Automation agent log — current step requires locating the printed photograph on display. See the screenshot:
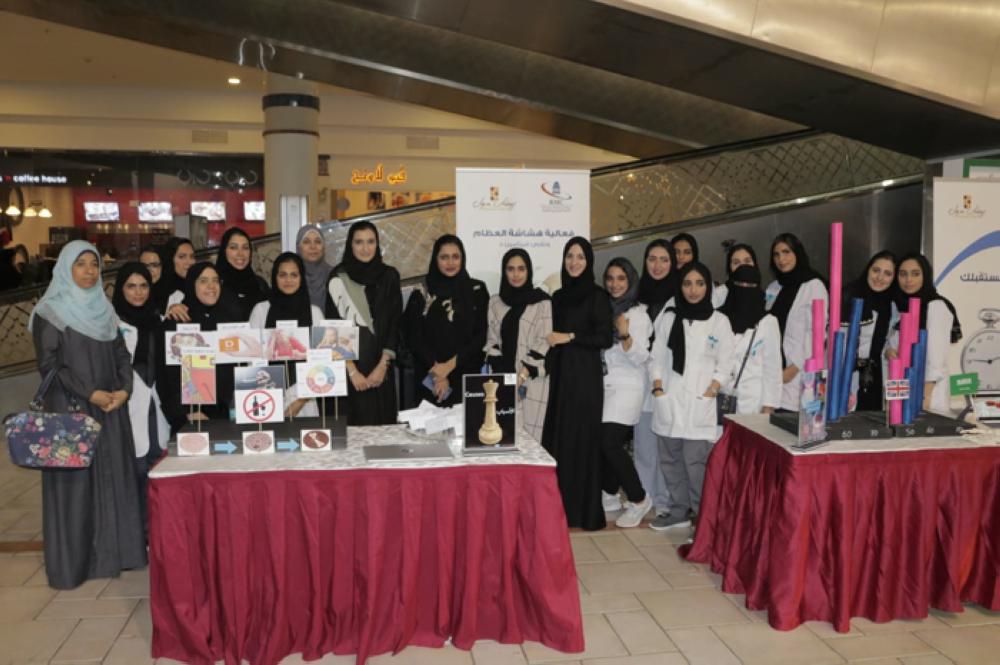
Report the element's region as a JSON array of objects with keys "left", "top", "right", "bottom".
[
  {"left": 233, "top": 365, "right": 286, "bottom": 392},
  {"left": 214, "top": 324, "right": 263, "bottom": 364},
  {"left": 300, "top": 428, "right": 333, "bottom": 452},
  {"left": 311, "top": 322, "right": 359, "bottom": 361},
  {"left": 176, "top": 432, "right": 210, "bottom": 457},
  {"left": 462, "top": 373, "right": 517, "bottom": 452},
  {"left": 264, "top": 327, "right": 310, "bottom": 361},
  {"left": 242, "top": 430, "right": 276, "bottom": 454},
  {"left": 295, "top": 360, "right": 347, "bottom": 398},
  {"left": 180, "top": 350, "right": 217, "bottom": 405},
  {"left": 973, "top": 392, "right": 1000, "bottom": 425},
  {"left": 165, "top": 330, "right": 216, "bottom": 366},
  {"left": 234, "top": 388, "right": 285, "bottom": 425}
]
